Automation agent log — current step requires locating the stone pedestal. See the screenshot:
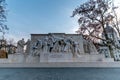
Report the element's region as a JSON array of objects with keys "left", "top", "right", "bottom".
[
  {"left": 0, "top": 54, "right": 25, "bottom": 63},
  {"left": 40, "top": 52, "right": 114, "bottom": 62},
  {"left": 26, "top": 55, "right": 39, "bottom": 63},
  {"left": 0, "top": 53, "right": 114, "bottom": 63},
  {"left": 40, "top": 52, "right": 73, "bottom": 62}
]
